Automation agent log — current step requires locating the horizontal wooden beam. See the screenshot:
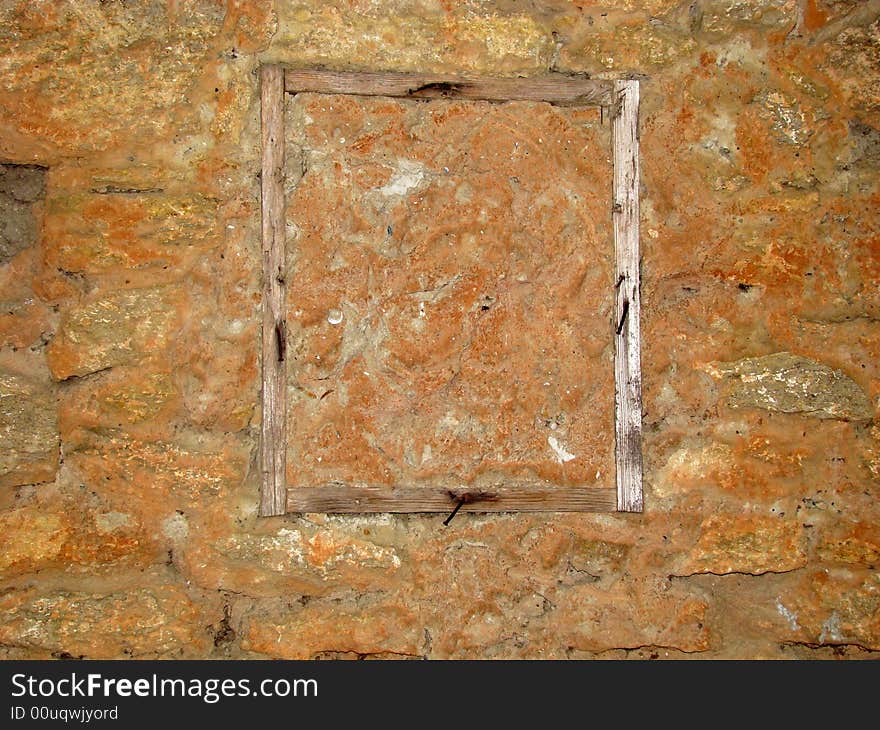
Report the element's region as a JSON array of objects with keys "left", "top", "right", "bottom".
[
  {"left": 284, "top": 68, "right": 613, "bottom": 107},
  {"left": 286, "top": 485, "right": 617, "bottom": 514}
]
